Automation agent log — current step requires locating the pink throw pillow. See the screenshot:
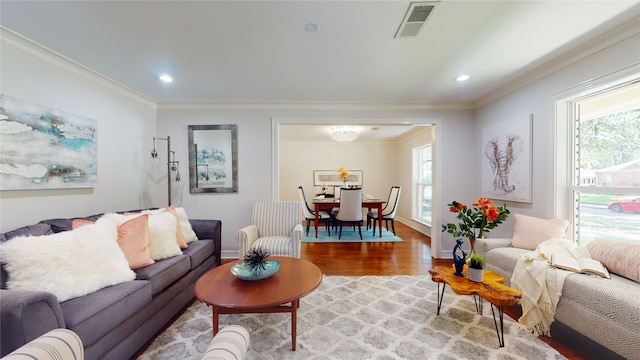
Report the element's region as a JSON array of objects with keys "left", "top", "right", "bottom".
[
  {"left": 72, "top": 219, "right": 95, "bottom": 229},
  {"left": 117, "top": 214, "right": 155, "bottom": 269},
  {"left": 587, "top": 238, "right": 640, "bottom": 282},
  {"left": 511, "top": 213, "right": 571, "bottom": 250}
]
